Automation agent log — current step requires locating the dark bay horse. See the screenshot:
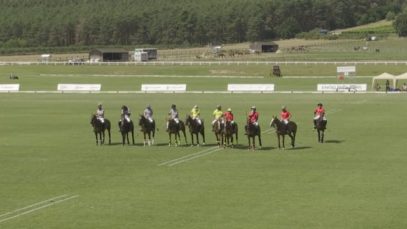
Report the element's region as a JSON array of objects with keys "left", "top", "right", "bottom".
[
  {"left": 118, "top": 118, "right": 135, "bottom": 145},
  {"left": 168, "top": 119, "right": 187, "bottom": 146},
  {"left": 224, "top": 121, "right": 238, "bottom": 147},
  {"left": 185, "top": 115, "right": 205, "bottom": 146},
  {"left": 138, "top": 115, "right": 156, "bottom": 146},
  {"left": 270, "top": 116, "right": 297, "bottom": 149},
  {"left": 212, "top": 120, "right": 225, "bottom": 147},
  {"left": 245, "top": 122, "right": 262, "bottom": 150},
  {"left": 315, "top": 116, "right": 327, "bottom": 143},
  {"left": 90, "top": 114, "right": 111, "bottom": 145}
]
